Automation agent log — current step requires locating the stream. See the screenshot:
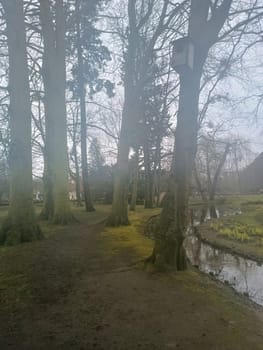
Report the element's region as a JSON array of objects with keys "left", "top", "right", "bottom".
[{"left": 184, "top": 206, "right": 263, "bottom": 307}]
